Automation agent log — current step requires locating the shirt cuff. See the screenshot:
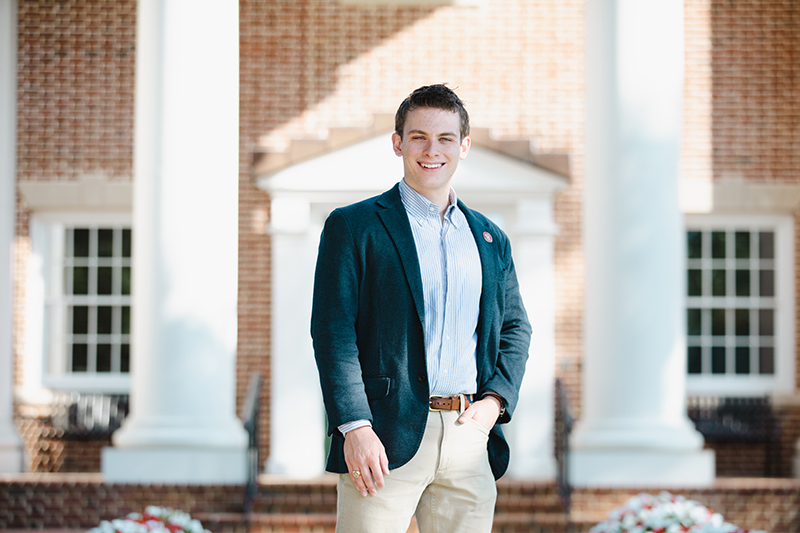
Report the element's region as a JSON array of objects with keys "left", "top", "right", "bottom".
[{"left": 338, "top": 419, "right": 372, "bottom": 435}]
